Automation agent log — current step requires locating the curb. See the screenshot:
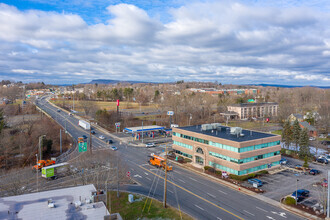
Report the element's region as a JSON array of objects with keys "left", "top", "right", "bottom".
[{"left": 280, "top": 203, "right": 323, "bottom": 220}]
